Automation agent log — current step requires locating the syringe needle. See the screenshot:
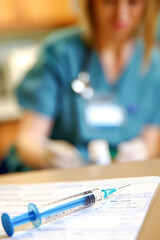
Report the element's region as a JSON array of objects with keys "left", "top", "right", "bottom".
[{"left": 117, "top": 184, "right": 131, "bottom": 190}]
